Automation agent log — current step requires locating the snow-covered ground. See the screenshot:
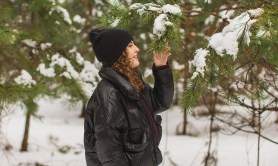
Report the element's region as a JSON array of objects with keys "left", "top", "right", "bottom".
[{"left": 1, "top": 98, "right": 278, "bottom": 166}]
